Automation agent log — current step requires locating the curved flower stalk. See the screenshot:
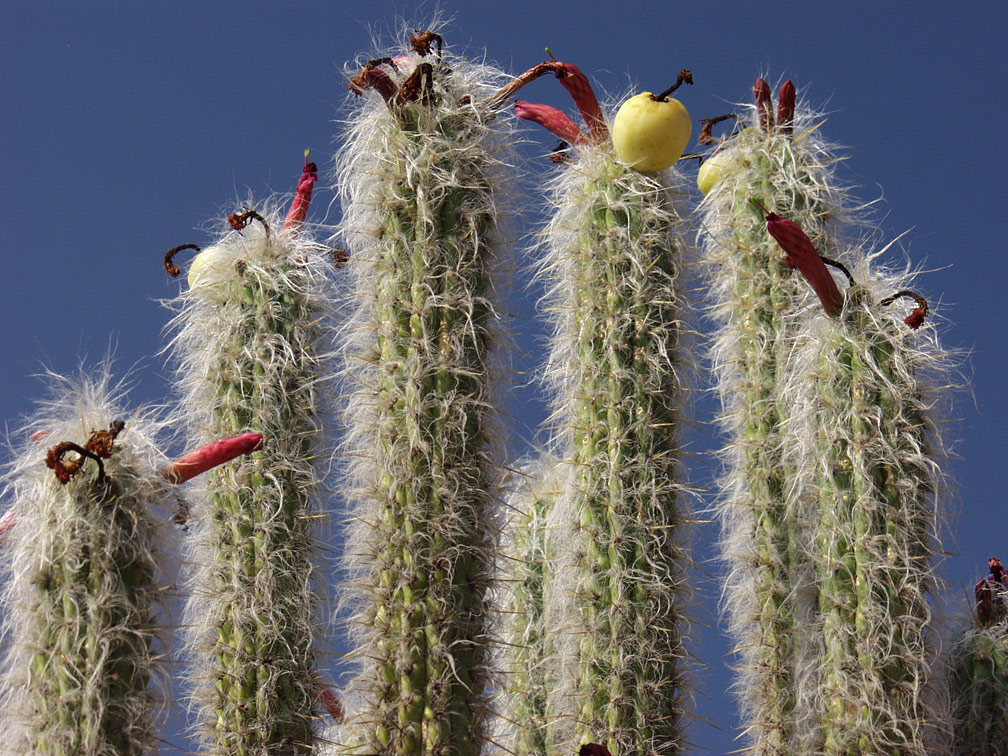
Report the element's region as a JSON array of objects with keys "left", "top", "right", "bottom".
[
  {"left": 698, "top": 77, "right": 847, "bottom": 756},
  {"left": 334, "top": 32, "right": 512, "bottom": 756},
  {"left": 0, "top": 370, "right": 173, "bottom": 756},
  {"left": 166, "top": 158, "right": 333, "bottom": 756},
  {"left": 497, "top": 456, "right": 562, "bottom": 756},
  {"left": 508, "top": 57, "right": 693, "bottom": 756},
  {"left": 806, "top": 273, "right": 947, "bottom": 756},
  {"left": 950, "top": 559, "right": 1008, "bottom": 755}
]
